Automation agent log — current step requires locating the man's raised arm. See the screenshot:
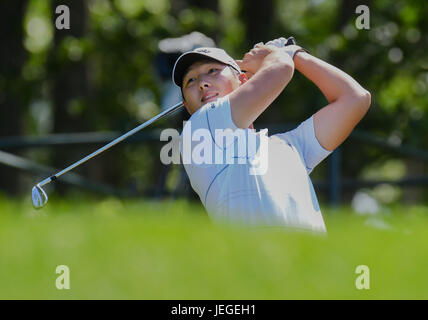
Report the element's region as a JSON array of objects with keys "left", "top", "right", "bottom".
[
  {"left": 294, "top": 51, "right": 371, "bottom": 151},
  {"left": 229, "top": 45, "right": 295, "bottom": 129}
]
